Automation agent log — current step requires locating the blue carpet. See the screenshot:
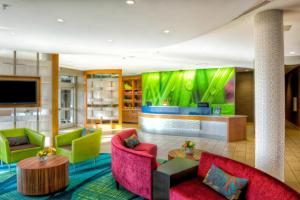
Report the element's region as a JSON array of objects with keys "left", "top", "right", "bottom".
[{"left": 0, "top": 154, "right": 143, "bottom": 200}]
